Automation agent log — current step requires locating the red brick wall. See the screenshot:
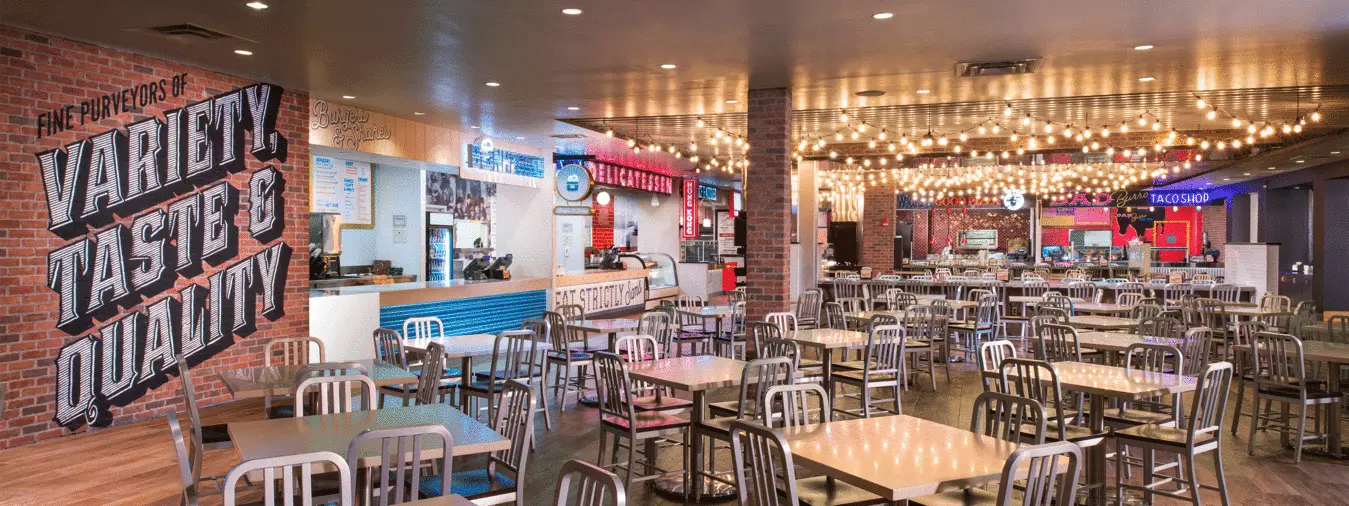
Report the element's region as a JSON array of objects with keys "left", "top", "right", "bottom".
[
  {"left": 898, "top": 209, "right": 930, "bottom": 259},
  {"left": 0, "top": 26, "right": 310, "bottom": 448},
  {"left": 900, "top": 208, "right": 1031, "bottom": 257},
  {"left": 861, "top": 183, "right": 896, "bottom": 272},
  {"left": 745, "top": 88, "right": 792, "bottom": 321},
  {"left": 591, "top": 200, "right": 614, "bottom": 248},
  {"left": 1202, "top": 205, "right": 1226, "bottom": 256}
]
